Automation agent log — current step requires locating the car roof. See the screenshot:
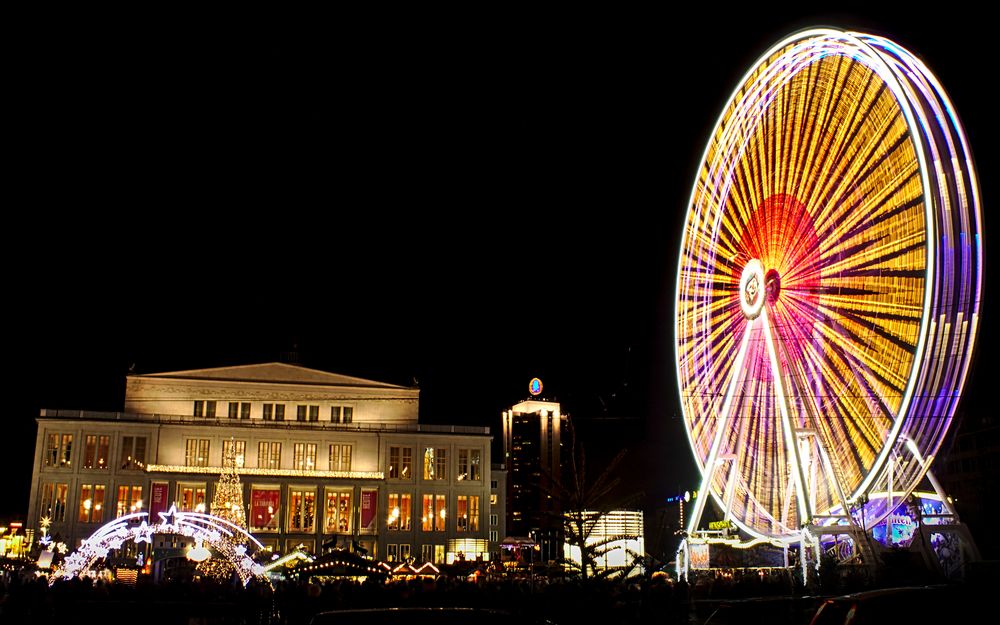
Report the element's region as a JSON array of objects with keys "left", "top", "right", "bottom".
[{"left": 310, "top": 607, "right": 553, "bottom": 625}]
